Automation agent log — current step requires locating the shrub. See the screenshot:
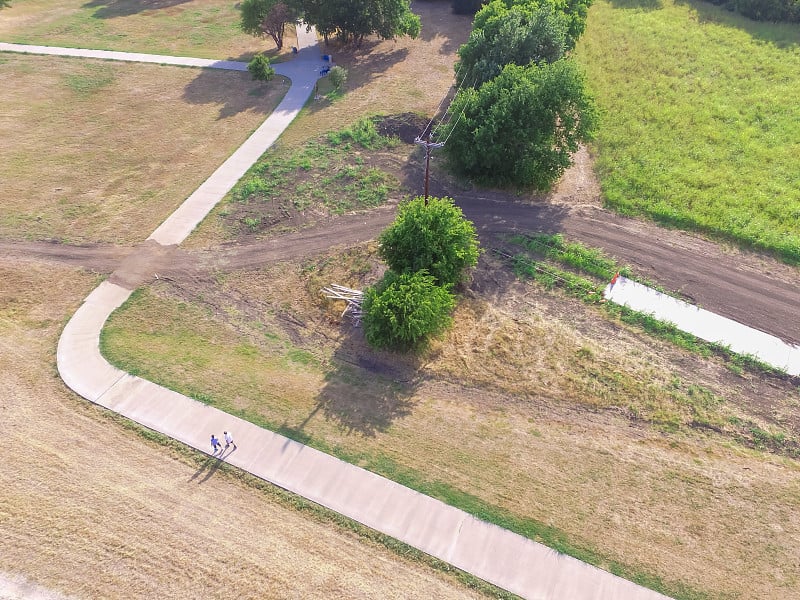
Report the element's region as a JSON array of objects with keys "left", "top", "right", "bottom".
[
  {"left": 247, "top": 53, "right": 275, "bottom": 83},
  {"left": 378, "top": 196, "right": 480, "bottom": 287},
  {"left": 328, "top": 65, "right": 348, "bottom": 90},
  {"left": 362, "top": 270, "right": 455, "bottom": 351},
  {"left": 442, "top": 60, "right": 598, "bottom": 190}
]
